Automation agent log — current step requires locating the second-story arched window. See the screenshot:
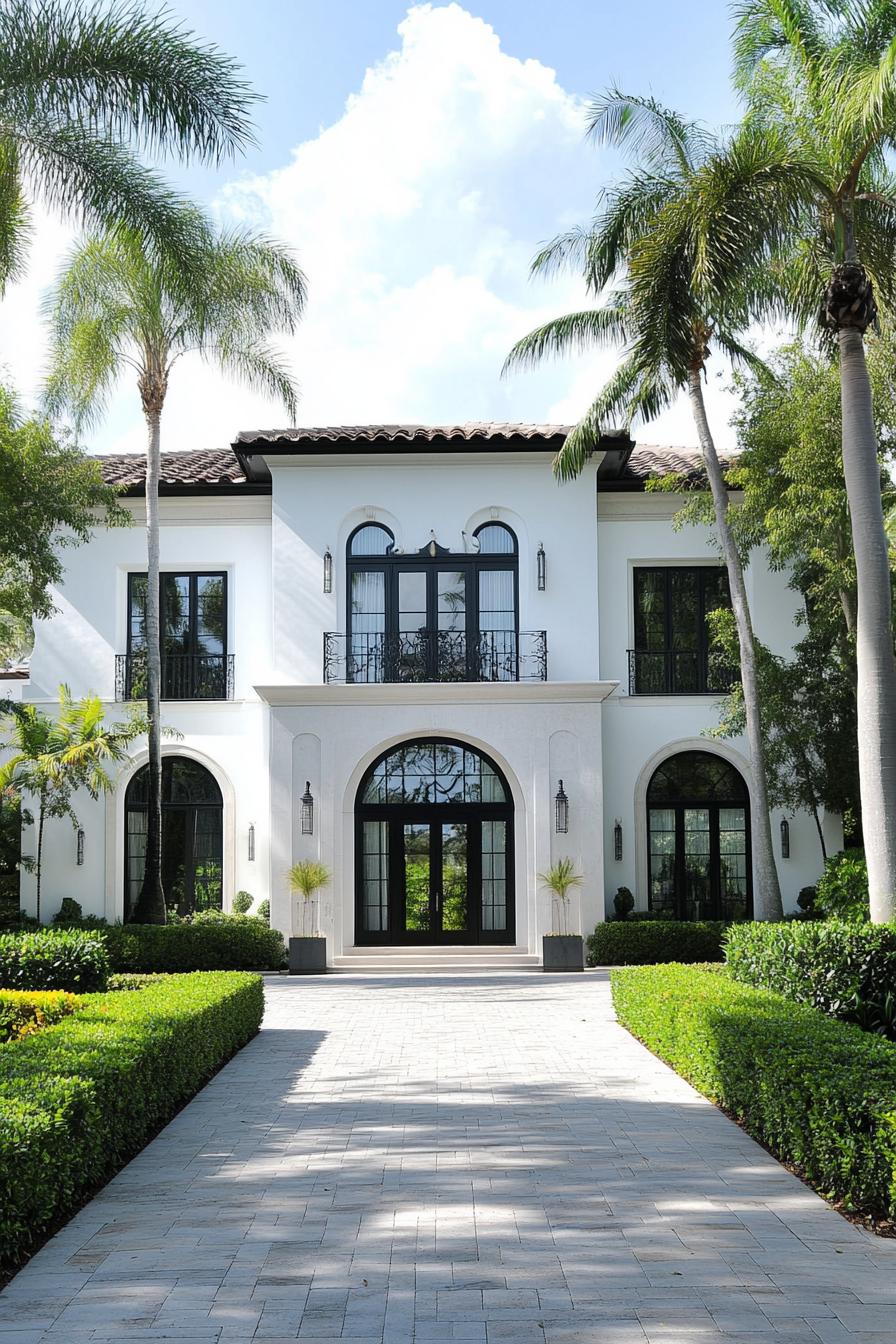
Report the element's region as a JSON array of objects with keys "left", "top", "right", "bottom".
[{"left": 344, "top": 522, "right": 520, "bottom": 683}]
